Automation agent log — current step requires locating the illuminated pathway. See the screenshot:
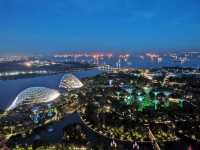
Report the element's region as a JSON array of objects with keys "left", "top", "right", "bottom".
[{"left": 148, "top": 128, "right": 161, "bottom": 150}]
